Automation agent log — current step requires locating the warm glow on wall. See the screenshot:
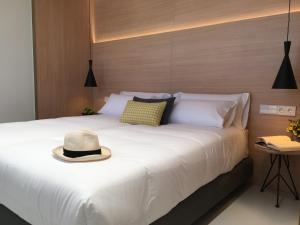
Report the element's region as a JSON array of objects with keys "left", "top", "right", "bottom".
[{"left": 93, "top": 10, "right": 300, "bottom": 44}]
